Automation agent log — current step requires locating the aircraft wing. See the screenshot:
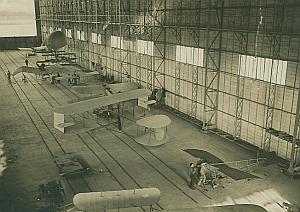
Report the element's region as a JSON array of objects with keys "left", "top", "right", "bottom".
[
  {"left": 183, "top": 149, "right": 260, "bottom": 180},
  {"left": 80, "top": 71, "right": 100, "bottom": 77},
  {"left": 33, "top": 46, "right": 48, "bottom": 52},
  {"left": 72, "top": 85, "right": 106, "bottom": 95},
  {"left": 162, "top": 204, "right": 267, "bottom": 212},
  {"left": 106, "top": 82, "right": 139, "bottom": 94},
  {"left": 18, "top": 46, "right": 48, "bottom": 52},
  {"left": 55, "top": 75, "right": 77, "bottom": 81},
  {"left": 54, "top": 89, "right": 151, "bottom": 115},
  {"left": 13, "top": 66, "right": 38, "bottom": 76},
  {"left": 44, "top": 64, "right": 69, "bottom": 74},
  {"left": 18, "top": 47, "right": 34, "bottom": 51}
]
